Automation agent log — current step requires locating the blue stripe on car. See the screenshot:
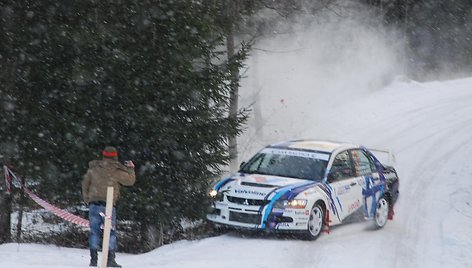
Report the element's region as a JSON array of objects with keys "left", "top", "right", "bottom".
[
  {"left": 214, "top": 178, "right": 235, "bottom": 190},
  {"left": 261, "top": 180, "right": 346, "bottom": 229},
  {"left": 316, "top": 183, "right": 342, "bottom": 222},
  {"left": 362, "top": 175, "right": 386, "bottom": 217},
  {"left": 261, "top": 181, "right": 315, "bottom": 229}
]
